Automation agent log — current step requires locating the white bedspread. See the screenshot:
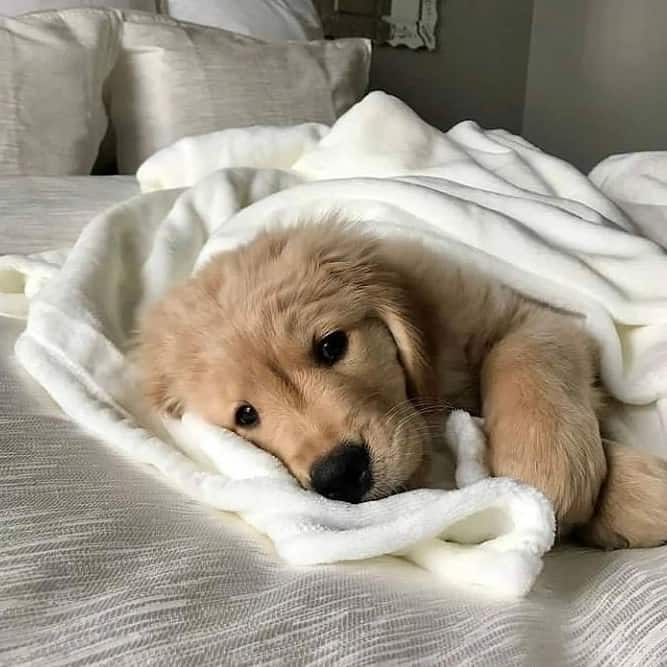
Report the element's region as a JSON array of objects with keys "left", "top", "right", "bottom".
[{"left": 1, "top": 92, "right": 666, "bottom": 599}]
